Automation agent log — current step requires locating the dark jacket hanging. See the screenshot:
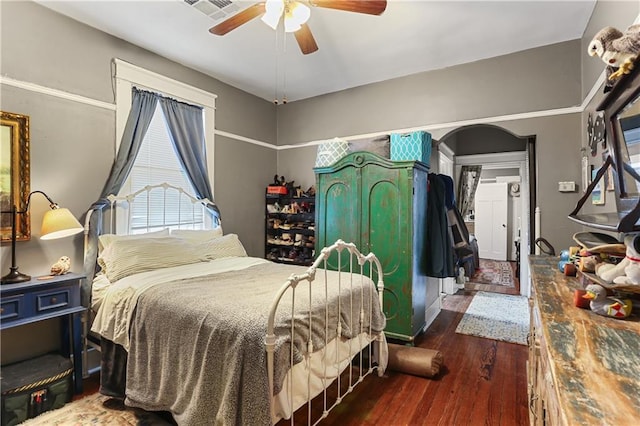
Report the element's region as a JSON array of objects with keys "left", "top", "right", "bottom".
[{"left": 425, "top": 173, "right": 455, "bottom": 278}]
